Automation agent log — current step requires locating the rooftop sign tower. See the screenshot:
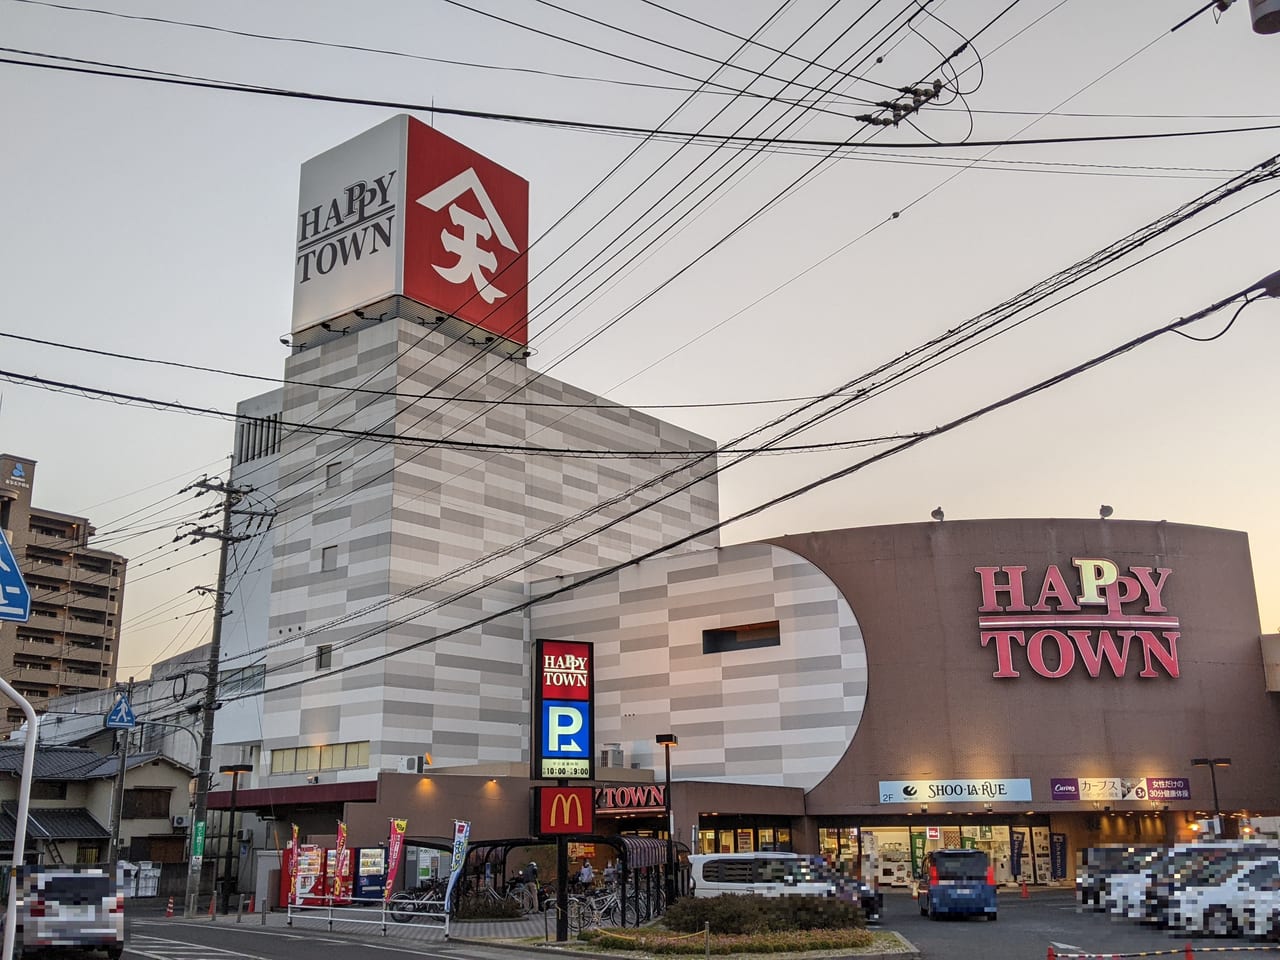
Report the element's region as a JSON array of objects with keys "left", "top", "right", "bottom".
[{"left": 291, "top": 115, "right": 530, "bottom": 351}]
